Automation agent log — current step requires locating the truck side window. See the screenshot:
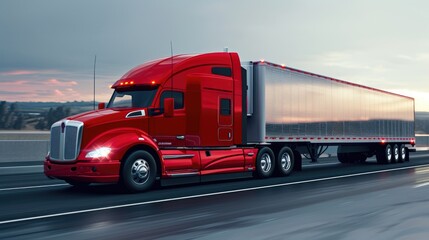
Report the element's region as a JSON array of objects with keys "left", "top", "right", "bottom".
[
  {"left": 220, "top": 98, "right": 231, "bottom": 116},
  {"left": 160, "top": 91, "right": 184, "bottom": 109}
]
